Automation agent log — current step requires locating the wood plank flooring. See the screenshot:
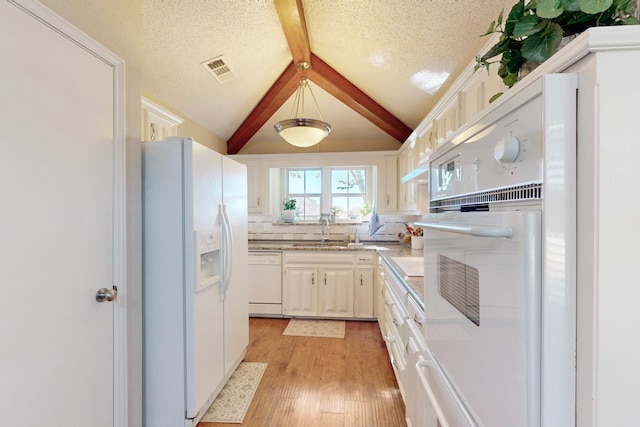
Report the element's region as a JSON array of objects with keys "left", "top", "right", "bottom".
[{"left": 198, "top": 317, "right": 407, "bottom": 427}]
